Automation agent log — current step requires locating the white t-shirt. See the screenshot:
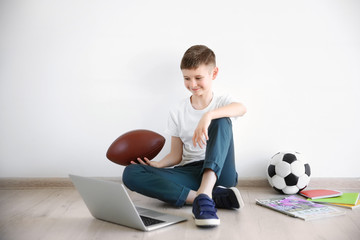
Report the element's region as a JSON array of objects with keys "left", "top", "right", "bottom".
[{"left": 165, "top": 93, "right": 239, "bottom": 166}]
